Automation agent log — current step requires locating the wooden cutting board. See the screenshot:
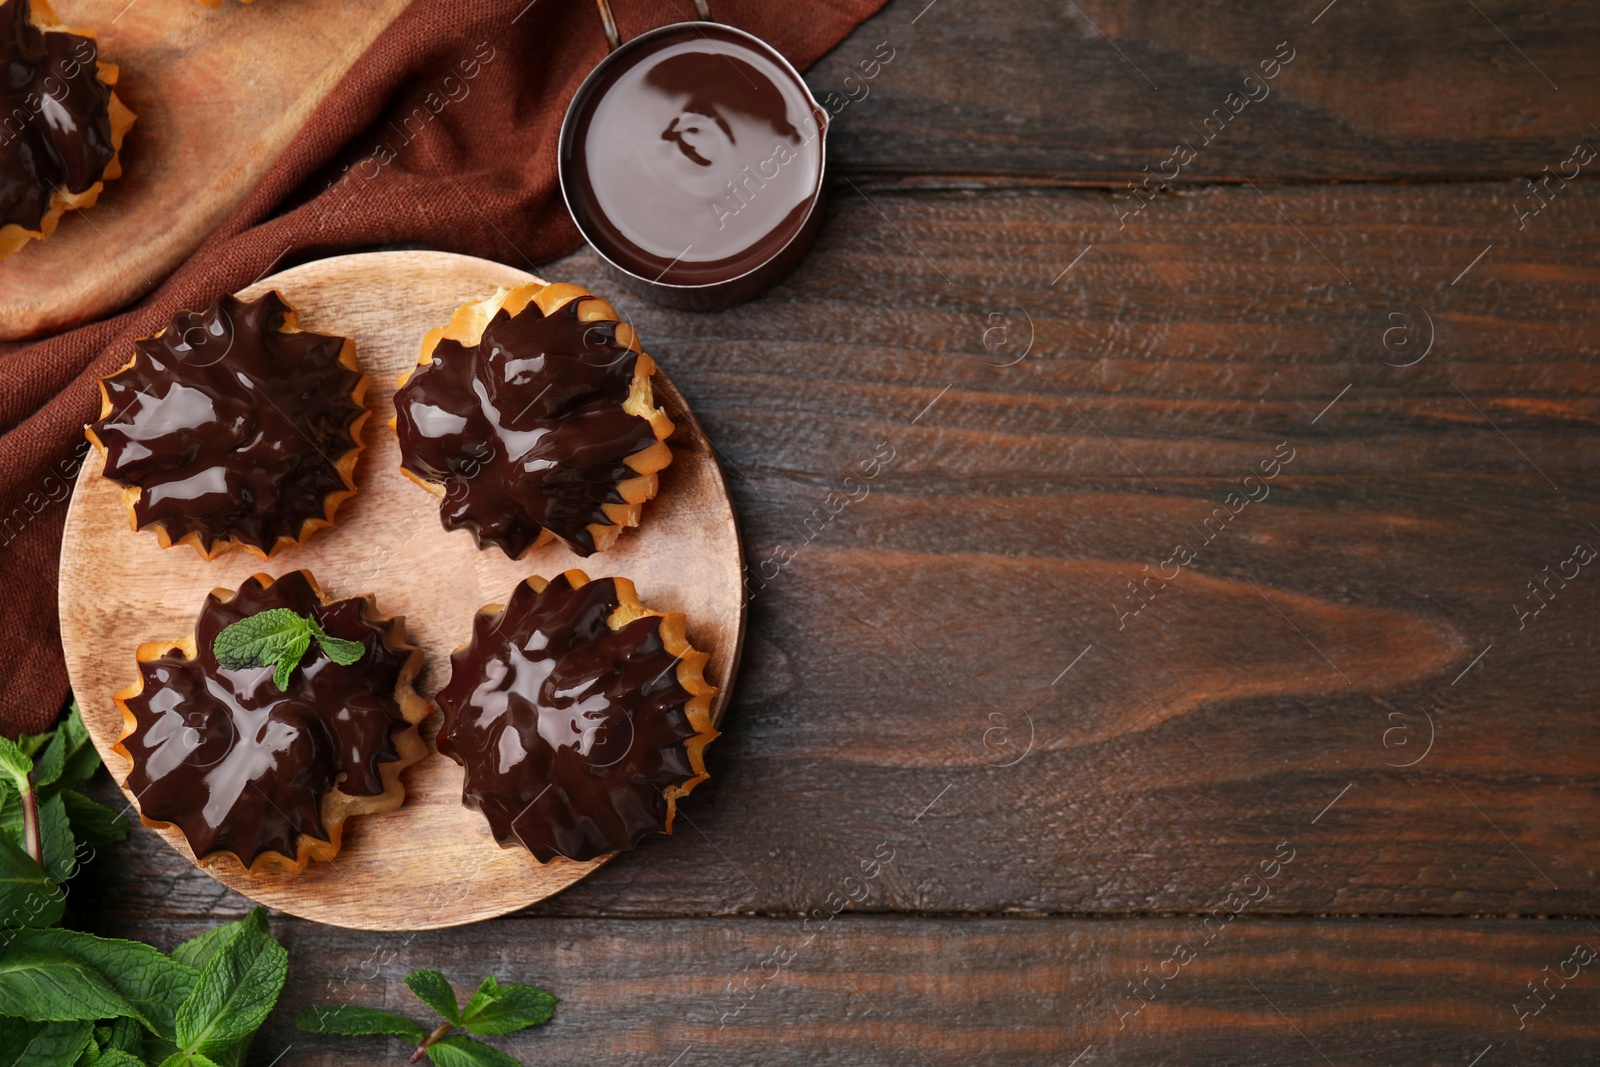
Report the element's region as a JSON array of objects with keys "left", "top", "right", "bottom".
[
  {"left": 58, "top": 250, "right": 746, "bottom": 929},
  {"left": 0, "top": 0, "right": 411, "bottom": 340}
]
